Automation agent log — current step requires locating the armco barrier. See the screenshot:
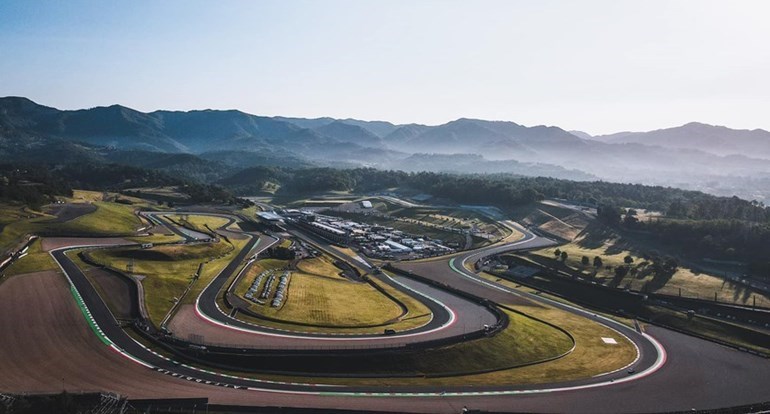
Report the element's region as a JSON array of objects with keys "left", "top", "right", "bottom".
[
  {"left": 384, "top": 263, "right": 508, "bottom": 335},
  {"left": 135, "top": 265, "right": 511, "bottom": 377},
  {"left": 490, "top": 268, "right": 770, "bottom": 359}
]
